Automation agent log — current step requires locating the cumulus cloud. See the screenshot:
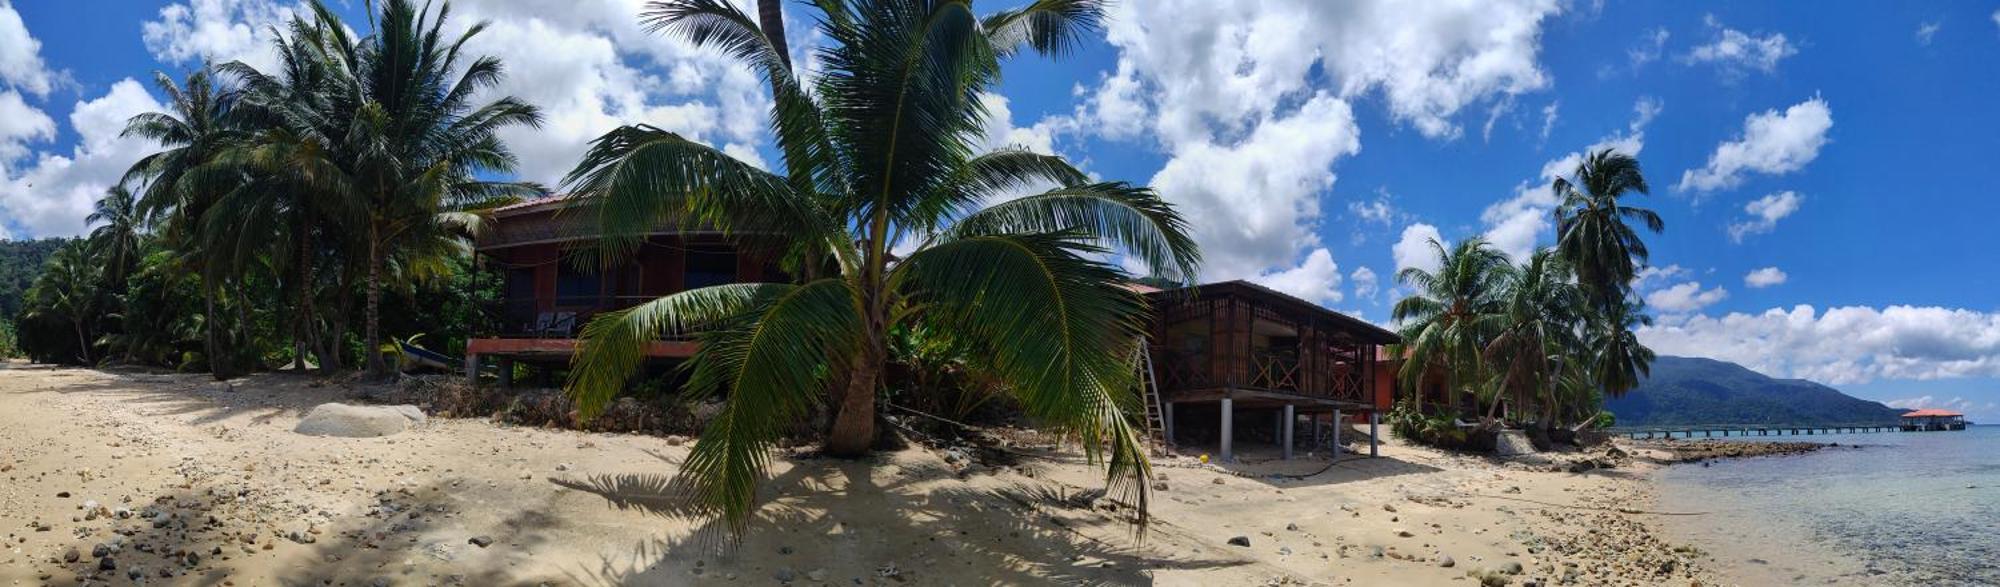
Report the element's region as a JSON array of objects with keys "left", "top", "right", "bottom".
[
  {"left": 0, "top": 80, "right": 166, "bottom": 237},
  {"left": 1539, "top": 100, "right": 1559, "bottom": 141},
  {"left": 1727, "top": 190, "right": 1803, "bottom": 242},
  {"left": 1252, "top": 247, "right": 1343, "bottom": 304},
  {"left": 140, "top": 0, "right": 302, "bottom": 74},
  {"left": 0, "top": 0, "right": 61, "bottom": 97},
  {"left": 0, "top": 89, "right": 54, "bottom": 162},
  {"left": 1347, "top": 189, "right": 1396, "bottom": 227},
  {"left": 1744, "top": 266, "right": 1787, "bottom": 288},
  {"left": 1628, "top": 27, "right": 1670, "bottom": 69},
  {"left": 1640, "top": 305, "right": 2000, "bottom": 385},
  {"left": 1884, "top": 395, "right": 1990, "bottom": 414},
  {"left": 1634, "top": 264, "right": 1691, "bottom": 290},
  {"left": 1645, "top": 281, "right": 1728, "bottom": 313},
  {"left": 1677, "top": 97, "right": 1832, "bottom": 194},
  {"left": 1350, "top": 266, "right": 1380, "bottom": 301},
  {"left": 1683, "top": 15, "right": 1797, "bottom": 78},
  {"left": 1392, "top": 223, "right": 1445, "bottom": 275},
  {"left": 1480, "top": 96, "right": 1658, "bottom": 261},
  {"left": 1146, "top": 94, "right": 1359, "bottom": 280}
]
